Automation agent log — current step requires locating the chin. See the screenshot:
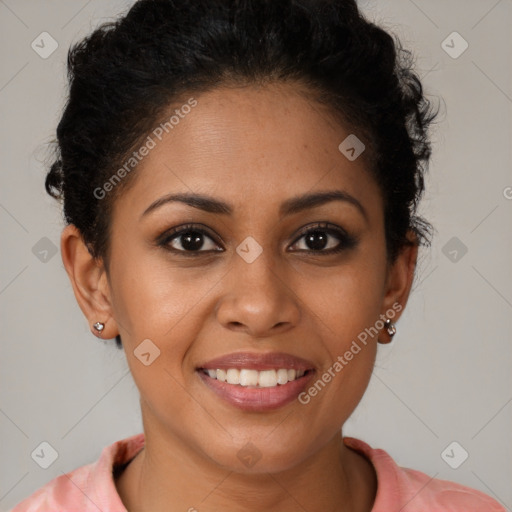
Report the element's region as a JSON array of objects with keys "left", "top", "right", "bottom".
[{"left": 202, "top": 438, "right": 310, "bottom": 475}]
